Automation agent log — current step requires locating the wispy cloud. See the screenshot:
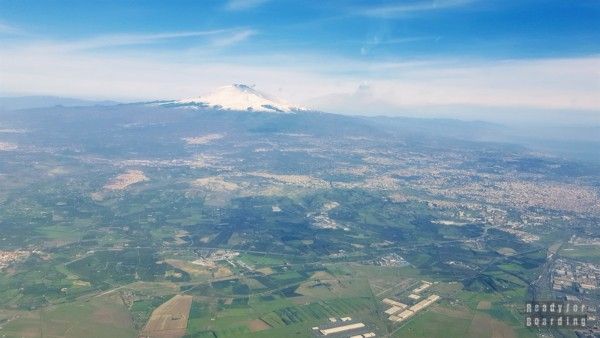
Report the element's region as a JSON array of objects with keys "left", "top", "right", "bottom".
[
  {"left": 356, "top": 0, "right": 475, "bottom": 17},
  {"left": 360, "top": 35, "right": 439, "bottom": 55},
  {"left": 0, "top": 21, "right": 25, "bottom": 35},
  {"left": 210, "top": 29, "right": 256, "bottom": 47},
  {"left": 225, "top": 0, "right": 269, "bottom": 11},
  {"left": 369, "top": 36, "right": 438, "bottom": 45},
  {"left": 42, "top": 29, "right": 252, "bottom": 51}
]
